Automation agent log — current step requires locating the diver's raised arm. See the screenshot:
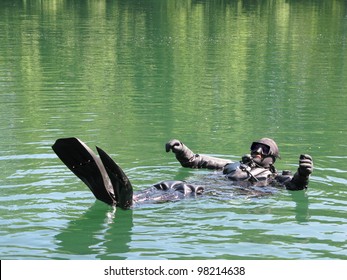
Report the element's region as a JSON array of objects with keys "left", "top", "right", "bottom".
[
  {"left": 285, "top": 154, "right": 313, "bottom": 190},
  {"left": 165, "top": 139, "right": 232, "bottom": 170}
]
